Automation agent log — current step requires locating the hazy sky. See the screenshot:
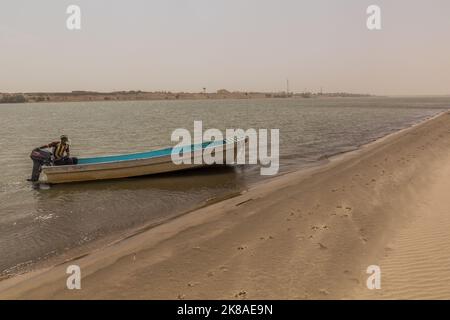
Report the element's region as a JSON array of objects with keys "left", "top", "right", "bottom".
[{"left": 1, "top": 0, "right": 449, "bottom": 95}]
